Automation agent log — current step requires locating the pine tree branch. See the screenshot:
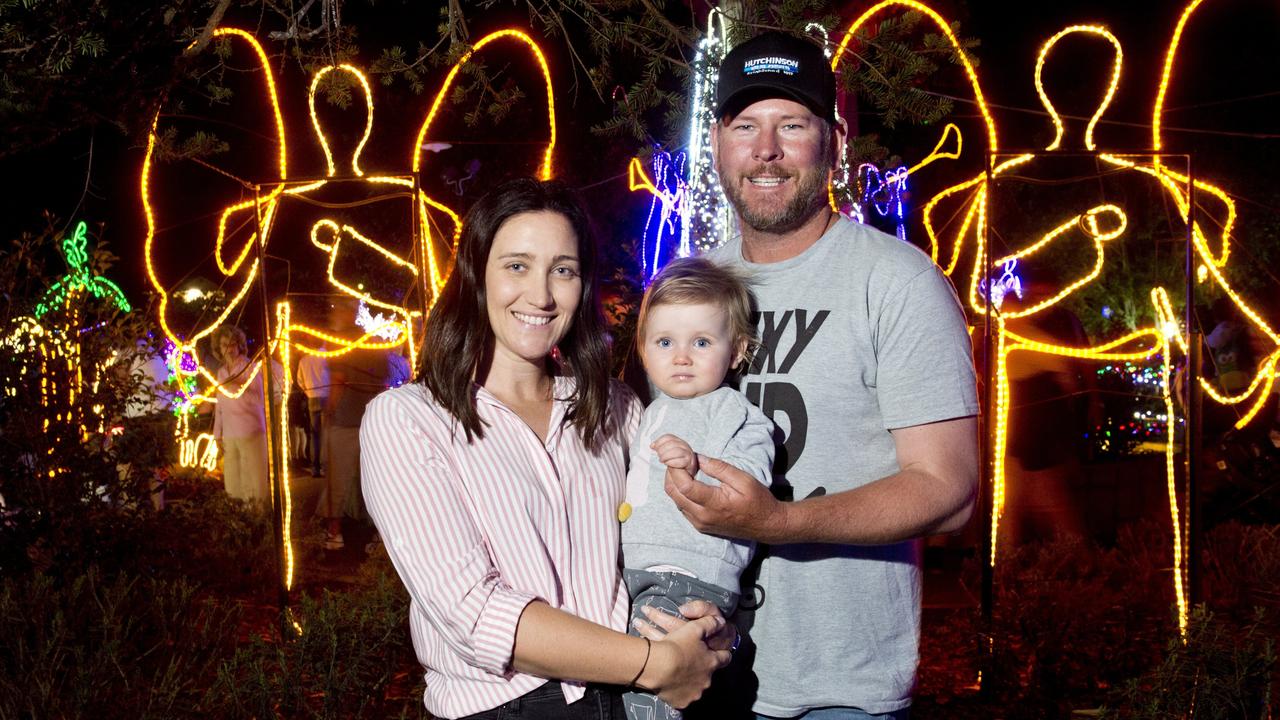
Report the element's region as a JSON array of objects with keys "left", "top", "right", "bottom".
[{"left": 186, "top": 0, "right": 234, "bottom": 56}]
